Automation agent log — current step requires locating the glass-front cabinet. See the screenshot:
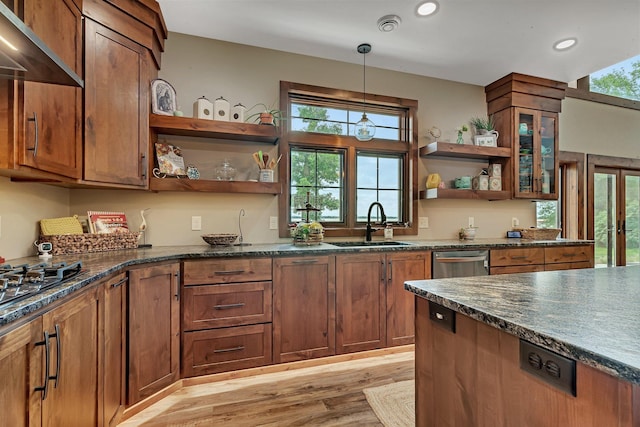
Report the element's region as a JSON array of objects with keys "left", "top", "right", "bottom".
[{"left": 513, "top": 108, "right": 558, "bottom": 199}]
